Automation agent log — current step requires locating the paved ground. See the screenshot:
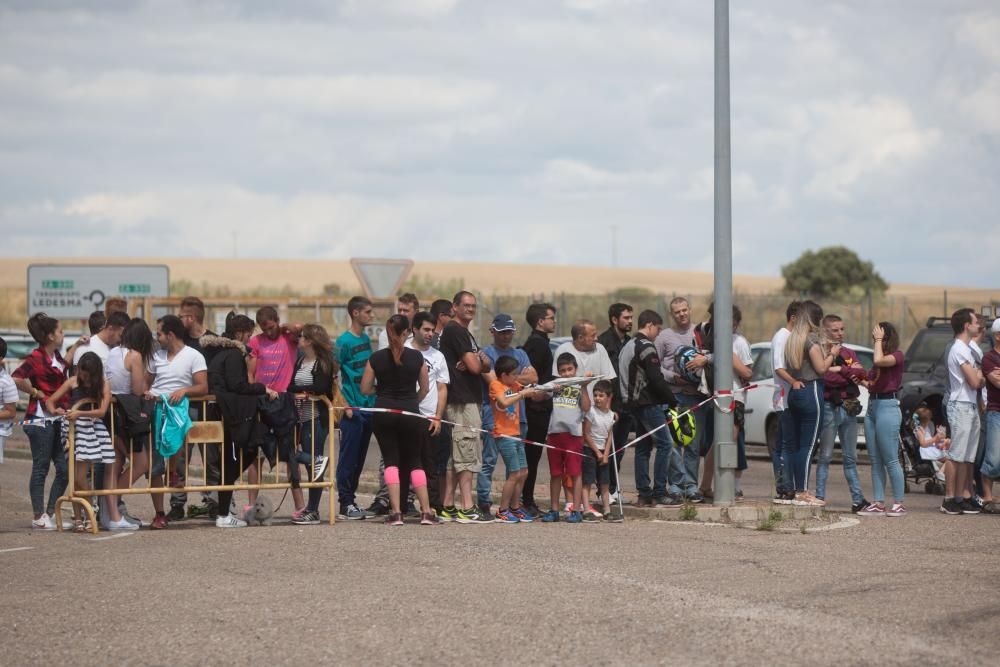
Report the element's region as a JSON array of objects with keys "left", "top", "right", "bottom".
[{"left": 2, "top": 434, "right": 998, "bottom": 666}]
